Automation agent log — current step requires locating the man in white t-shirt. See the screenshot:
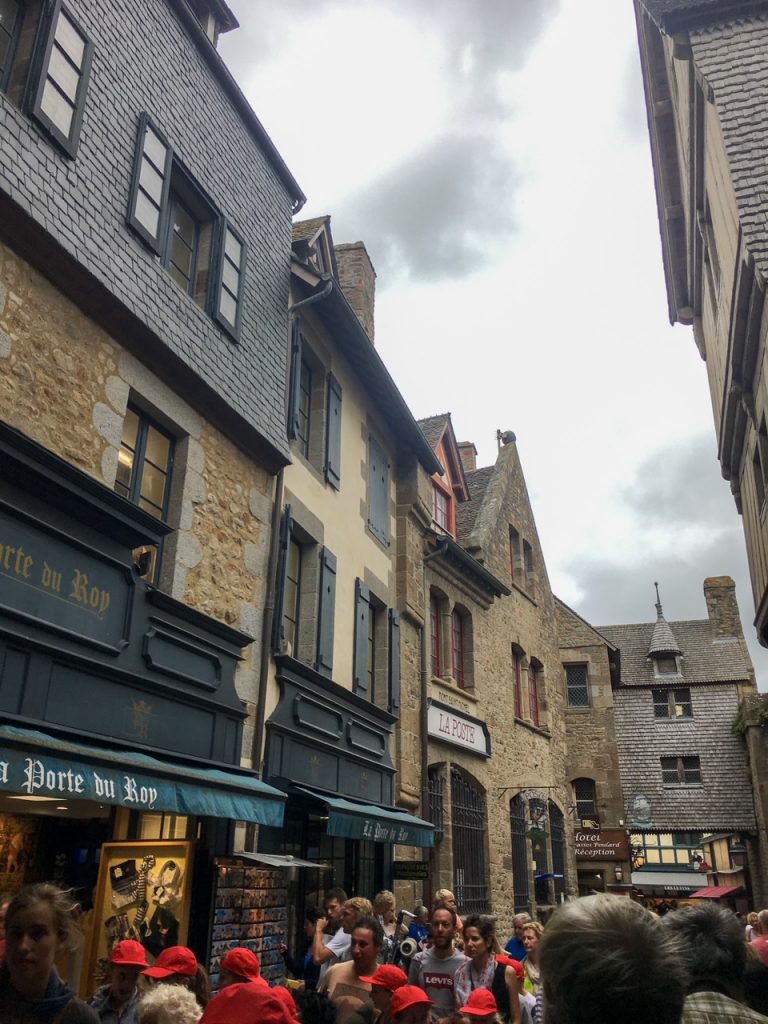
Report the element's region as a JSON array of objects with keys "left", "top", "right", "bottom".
[{"left": 315, "top": 893, "right": 374, "bottom": 980}]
